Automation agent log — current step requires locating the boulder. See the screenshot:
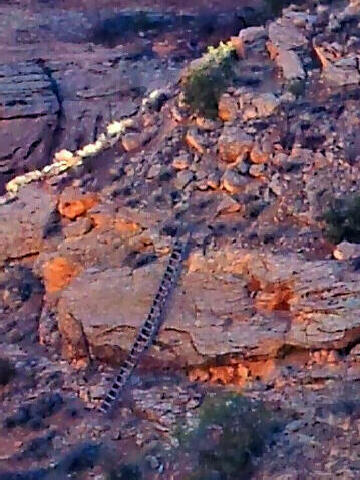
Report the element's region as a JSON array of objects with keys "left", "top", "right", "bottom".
[
  {"left": 313, "top": 44, "right": 360, "bottom": 86},
  {"left": 268, "top": 18, "right": 307, "bottom": 50},
  {"left": 218, "top": 127, "right": 254, "bottom": 163},
  {"left": 55, "top": 247, "right": 360, "bottom": 367},
  {"left": 274, "top": 48, "right": 306, "bottom": 80}
]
